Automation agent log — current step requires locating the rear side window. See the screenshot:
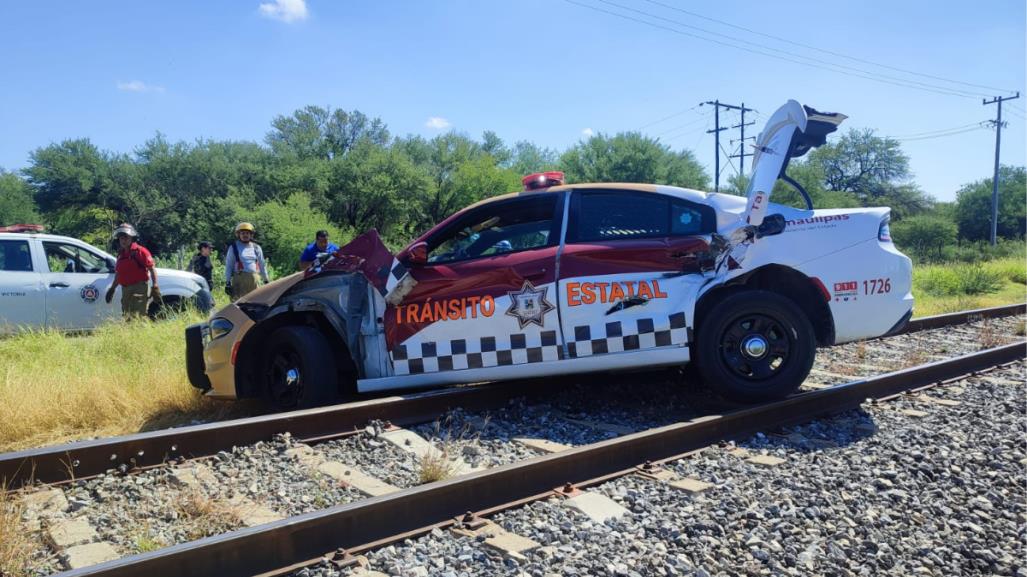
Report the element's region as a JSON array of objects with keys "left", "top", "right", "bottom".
[
  {"left": 569, "top": 191, "right": 715, "bottom": 242},
  {"left": 0, "top": 240, "right": 33, "bottom": 271}
]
